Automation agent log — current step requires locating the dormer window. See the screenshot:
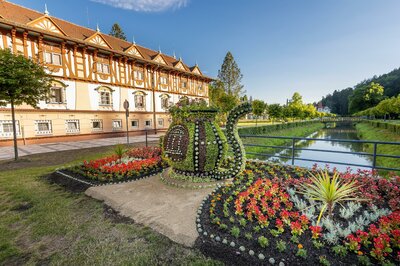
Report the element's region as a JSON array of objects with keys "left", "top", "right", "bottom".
[
  {"left": 133, "top": 91, "right": 147, "bottom": 109},
  {"left": 97, "top": 86, "right": 113, "bottom": 106},
  {"left": 96, "top": 55, "right": 110, "bottom": 74}
]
